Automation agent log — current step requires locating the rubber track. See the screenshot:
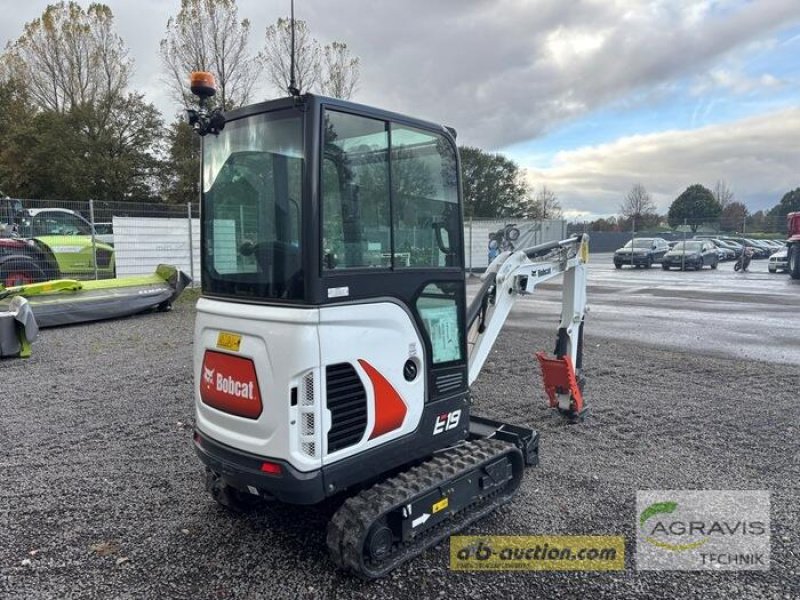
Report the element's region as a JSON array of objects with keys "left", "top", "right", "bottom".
[{"left": 326, "top": 438, "right": 522, "bottom": 579}]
